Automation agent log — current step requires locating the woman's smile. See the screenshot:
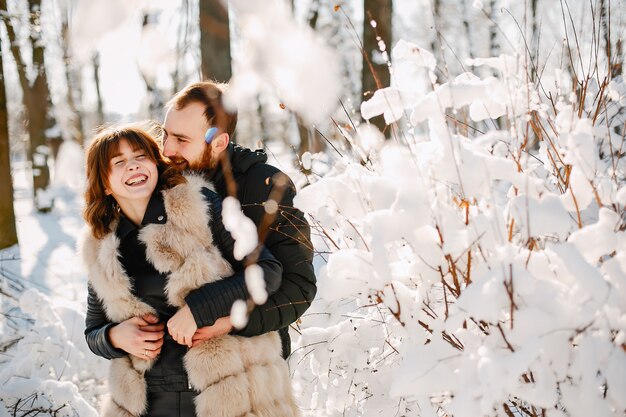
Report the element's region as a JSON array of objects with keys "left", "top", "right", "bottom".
[{"left": 125, "top": 173, "right": 149, "bottom": 186}]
